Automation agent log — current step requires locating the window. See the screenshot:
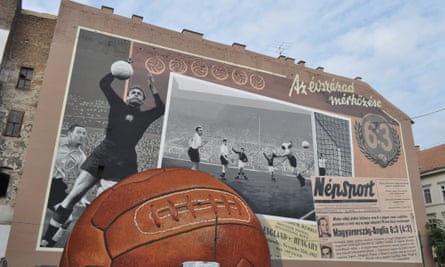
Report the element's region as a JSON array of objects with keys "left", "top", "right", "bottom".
[
  {"left": 442, "top": 185, "right": 445, "bottom": 202},
  {"left": 0, "top": 172, "right": 10, "bottom": 197},
  {"left": 16, "top": 67, "right": 33, "bottom": 90},
  {"left": 427, "top": 213, "right": 437, "bottom": 228},
  {"left": 4, "top": 110, "right": 24, "bottom": 137},
  {"left": 427, "top": 213, "right": 437, "bottom": 222},
  {"left": 424, "top": 187, "right": 432, "bottom": 204}
]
